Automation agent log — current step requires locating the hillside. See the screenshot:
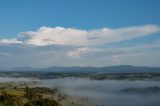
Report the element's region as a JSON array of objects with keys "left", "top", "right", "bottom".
[{"left": 2, "top": 65, "right": 160, "bottom": 73}]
